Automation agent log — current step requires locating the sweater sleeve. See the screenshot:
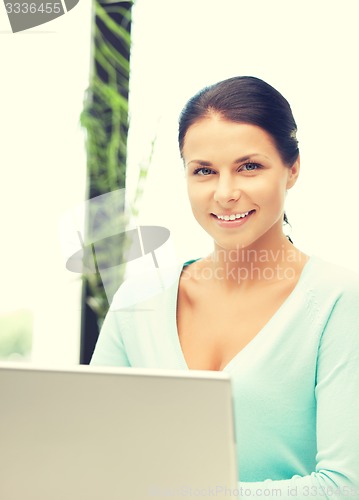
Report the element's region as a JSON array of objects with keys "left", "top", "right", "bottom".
[
  {"left": 90, "top": 310, "right": 130, "bottom": 367},
  {"left": 90, "top": 285, "right": 131, "bottom": 367},
  {"left": 90, "top": 264, "right": 181, "bottom": 367},
  {"left": 238, "top": 283, "right": 359, "bottom": 499}
]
